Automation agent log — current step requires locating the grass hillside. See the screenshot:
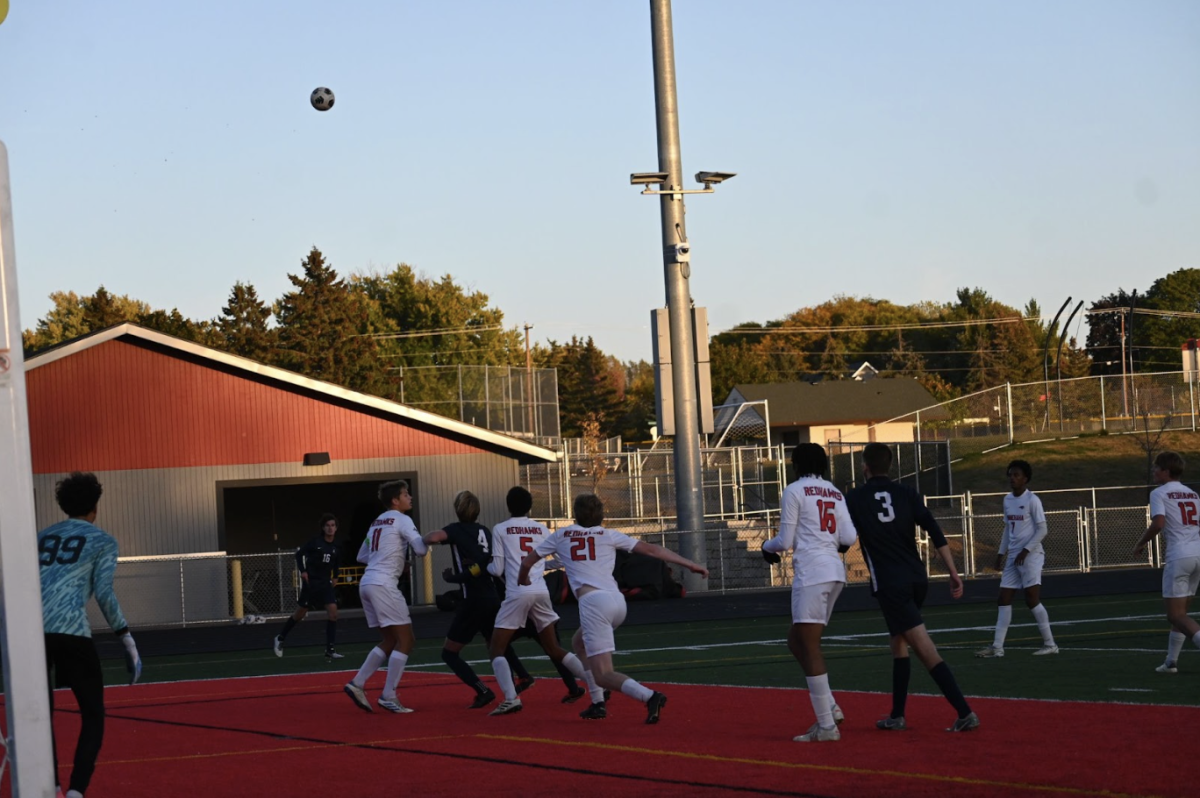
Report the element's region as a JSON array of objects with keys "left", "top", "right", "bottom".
[{"left": 948, "top": 429, "right": 1200, "bottom": 510}]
